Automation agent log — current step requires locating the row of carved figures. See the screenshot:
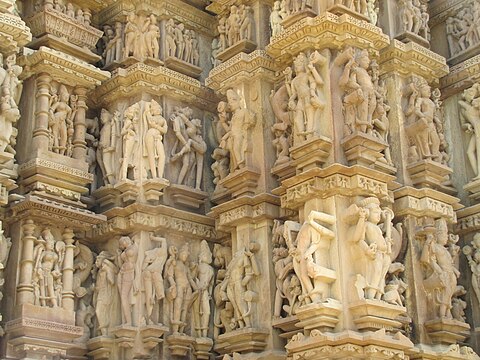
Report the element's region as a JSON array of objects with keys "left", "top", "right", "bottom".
[
  {"left": 34, "top": 0, "right": 93, "bottom": 27},
  {"left": 271, "top": 202, "right": 467, "bottom": 324},
  {"left": 216, "top": 4, "right": 254, "bottom": 53},
  {"left": 446, "top": 1, "right": 480, "bottom": 57},
  {"left": 266, "top": 46, "right": 448, "bottom": 173},
  {"left": 103, "top": 13, "right": 201, "bottom": 67},
  {"left": 86, "top": 101, "right": 206, "bottom": 191},
  {"left": 399, "top": 0, "right": 430, "bottom": 40}
]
